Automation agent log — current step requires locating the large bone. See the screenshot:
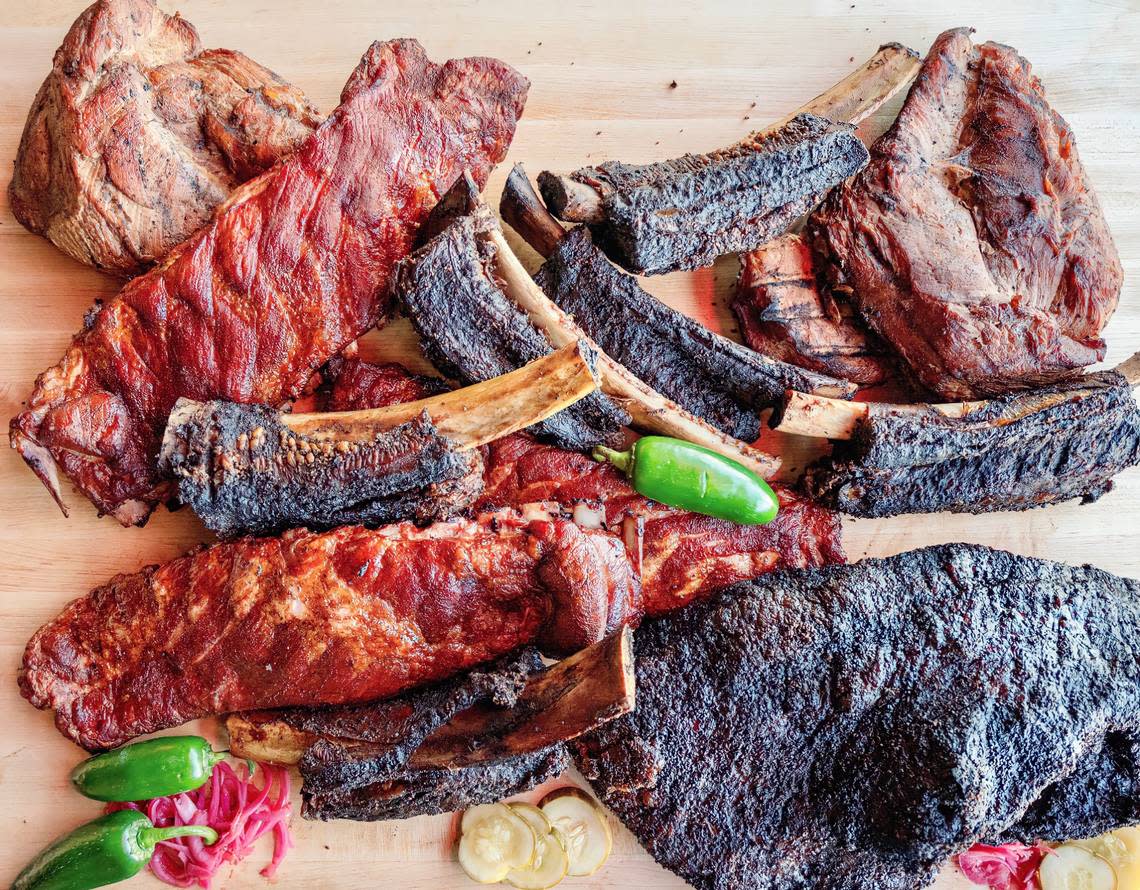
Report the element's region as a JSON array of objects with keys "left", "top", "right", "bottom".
[
  {"left": 540, "top": 43, "right": 921, "bottom": 228},
  {"left": 160, "top": 343, "right": 599, "bottom": 536},
  {"left": 485, "top": 225, "right": 781, "bottom": 477},
  {"left": 225, "top": 627, "right": 635, "bottom": 768},
  {"left": 774, "top": 353, "right": 1140, "bottom": 441}
]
